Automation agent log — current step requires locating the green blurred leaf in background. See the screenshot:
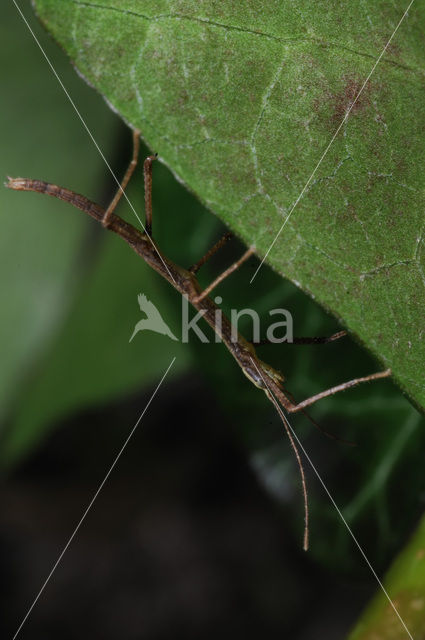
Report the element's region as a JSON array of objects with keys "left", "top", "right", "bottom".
[
  {"left": 349, "top": 512, "right": 425, "bottom": 639},
  {"left": 0, "top": 1, "right": 193, "bottom": 466}
]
